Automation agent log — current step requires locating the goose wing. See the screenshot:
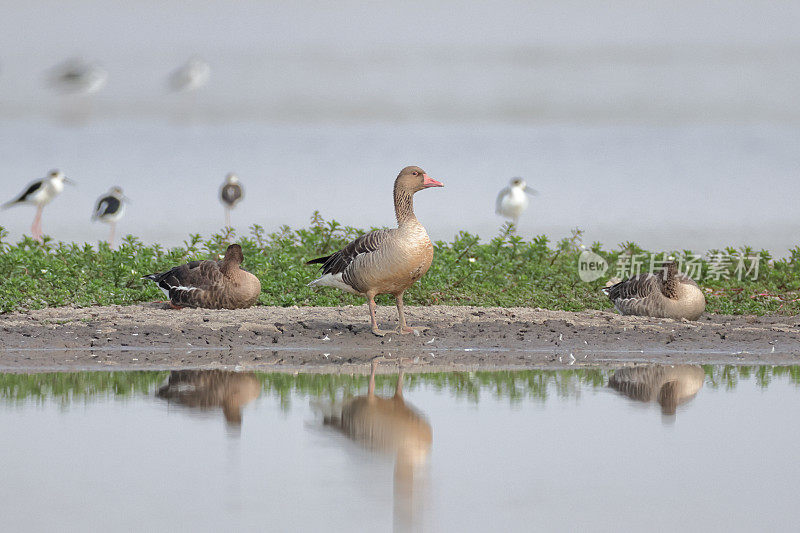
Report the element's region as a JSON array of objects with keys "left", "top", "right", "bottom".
[
  {"left": 603, "top": 273, "right": 661, "bottom": 301},
  {"left": 307, "top": 229, "right": 392, "bottom": 276},
  {"left": 144, "top": 259, "right": 225, "bottom": 308}
]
